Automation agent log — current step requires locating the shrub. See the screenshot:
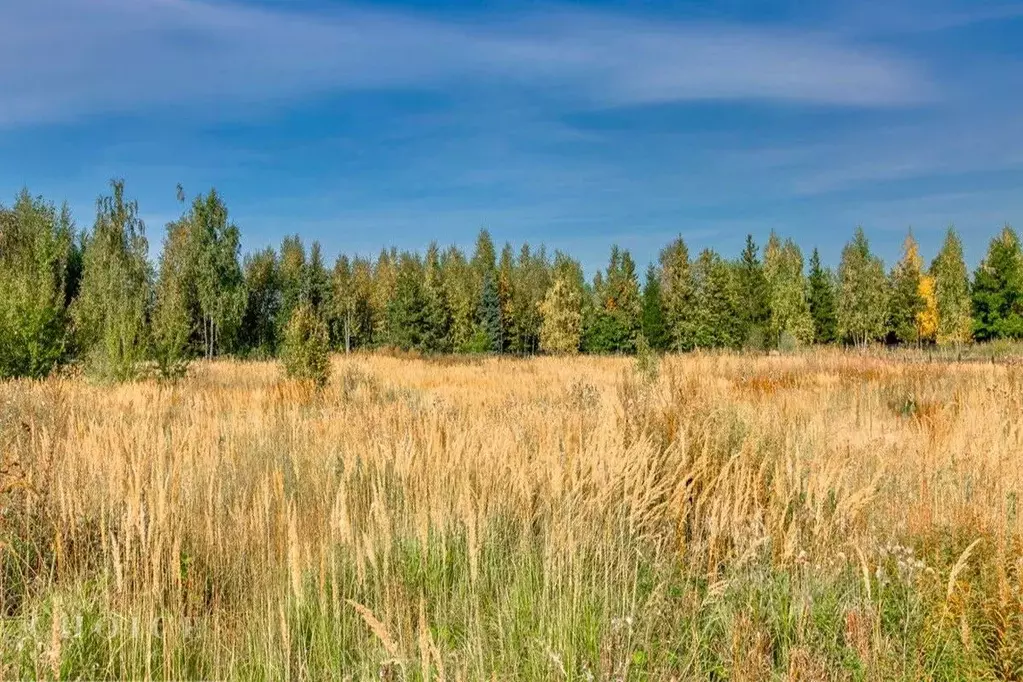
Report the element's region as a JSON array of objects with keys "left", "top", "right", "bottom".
[{"left": 281, "top": 303, "right": 330, "bottom": 387}]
